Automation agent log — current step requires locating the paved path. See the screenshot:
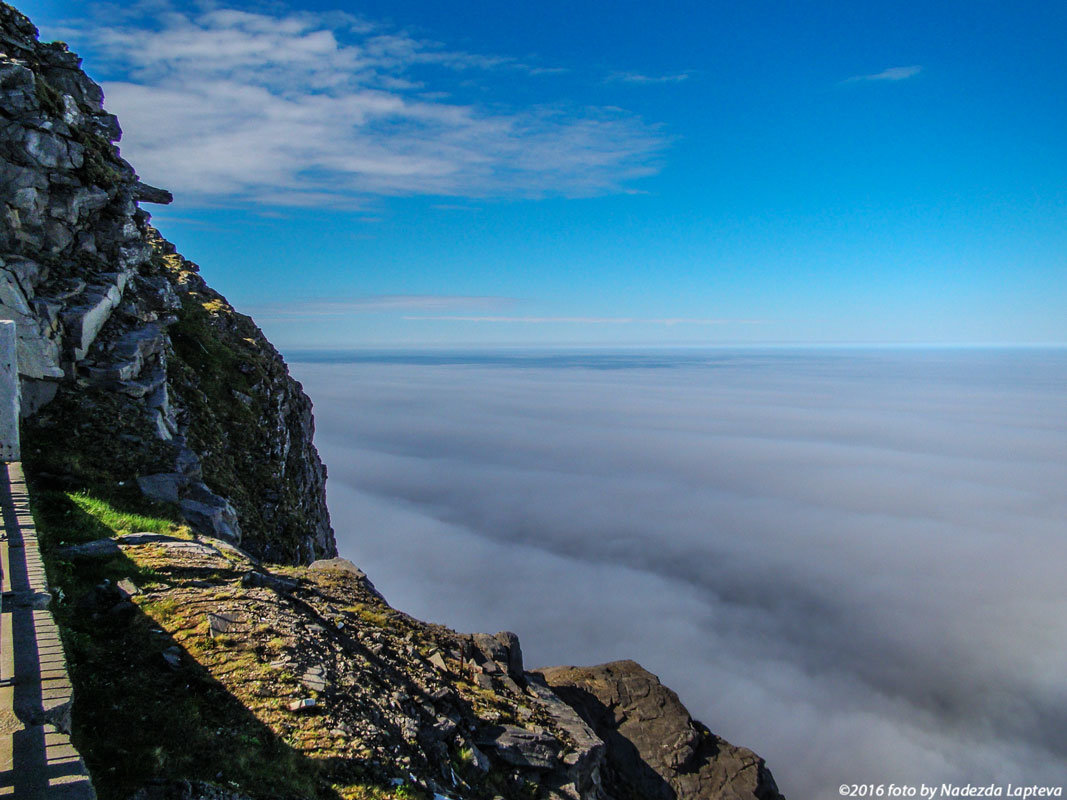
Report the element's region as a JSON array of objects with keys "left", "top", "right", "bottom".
[{"left": 0, "top": 462, "right": 95, "bottom": 799}]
